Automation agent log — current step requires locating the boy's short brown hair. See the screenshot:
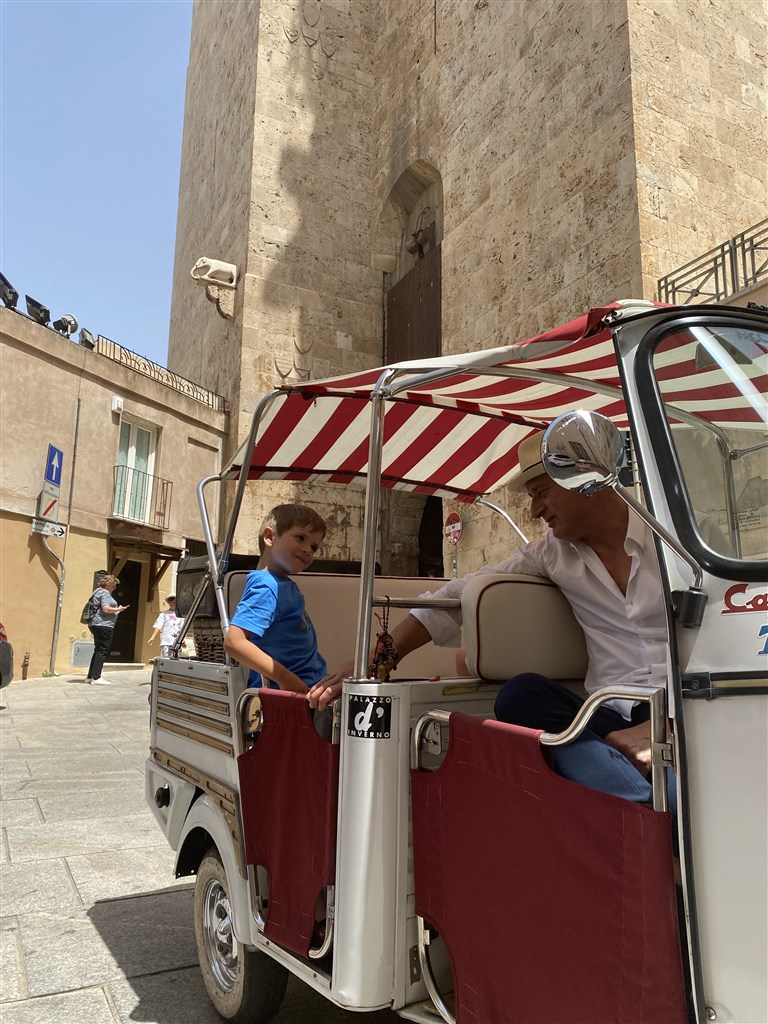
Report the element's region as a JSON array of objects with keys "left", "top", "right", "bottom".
[{"left": 258, "top": 504, "right": 327, "bottom": 554}]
